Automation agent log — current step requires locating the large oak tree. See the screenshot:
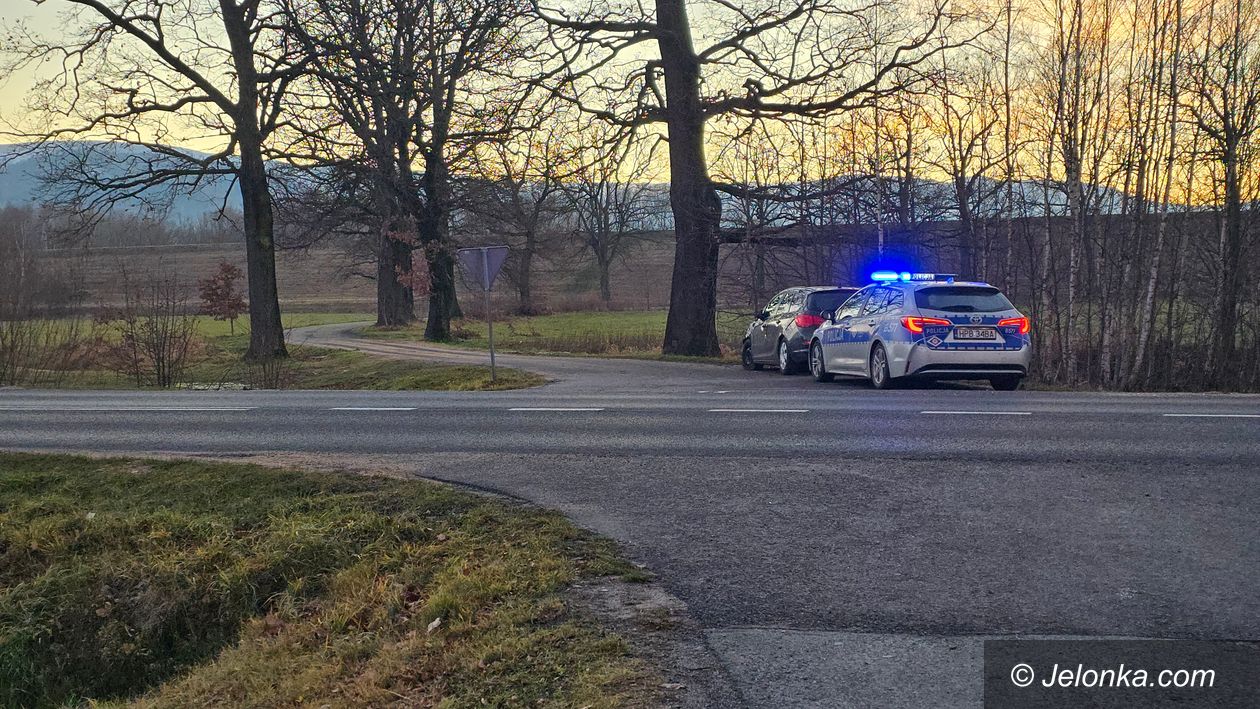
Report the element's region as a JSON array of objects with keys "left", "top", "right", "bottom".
[
  {"left": 538, "top": 0, "right": 976, "bottom": 355},
  {"left": 2, "top": 0, "right": 300, "bottom": 359},
  {"left": 282, "top": 0, "right": 537, "bottom": 338}
]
